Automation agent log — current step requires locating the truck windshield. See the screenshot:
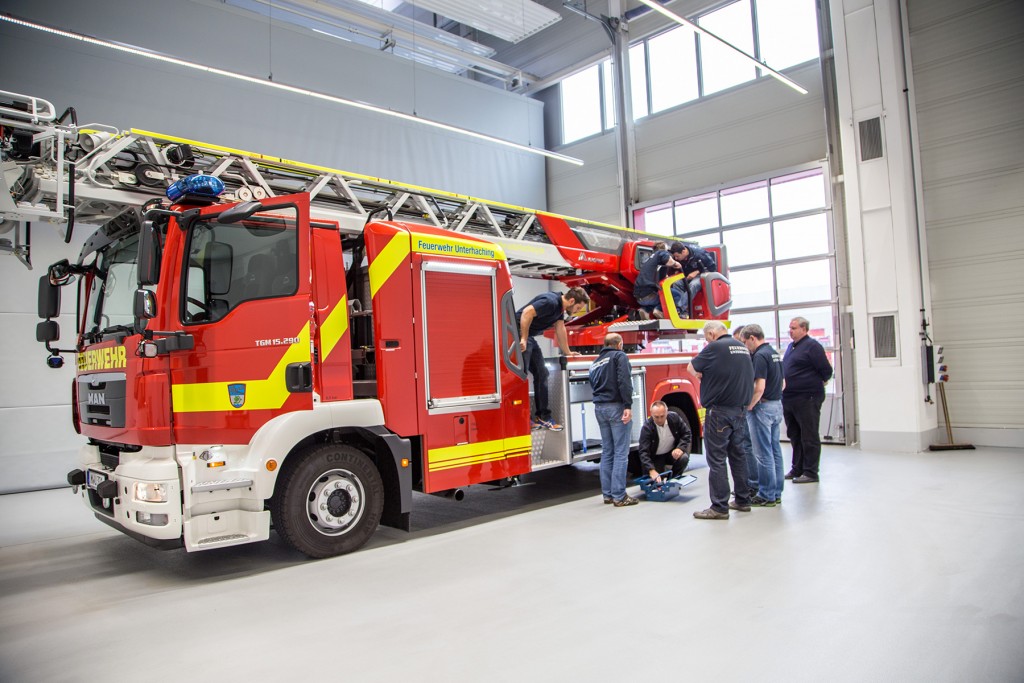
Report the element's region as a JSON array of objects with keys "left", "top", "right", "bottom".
[{"left": 84, "top": 233, "right": 144, "bottom": 339}]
